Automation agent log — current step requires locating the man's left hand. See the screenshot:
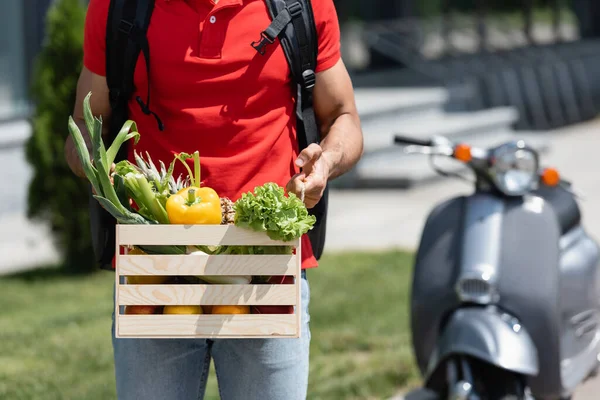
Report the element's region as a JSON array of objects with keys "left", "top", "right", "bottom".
[{"left": 286, "top": 143, "right": 330, "bottom": 209}]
